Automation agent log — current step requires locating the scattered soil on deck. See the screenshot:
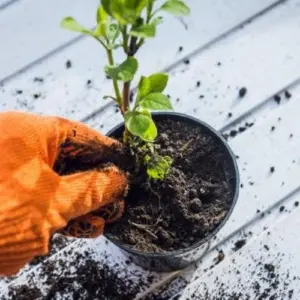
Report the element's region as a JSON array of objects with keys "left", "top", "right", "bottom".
[
  {"left": 106, "top": 118, "right": 235, "bottom": 253},
  {"left": 182, "top": 249, "right": 299, "bottom": 300},
  {"left": 3, "top": 250, "right": 155, "bottom": 300},
  {"left": 232, "top": 239, "right": 247, "bottom": 251},
  {"left": 29, "top": 235, "right": 72, "bottom": 266}
]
